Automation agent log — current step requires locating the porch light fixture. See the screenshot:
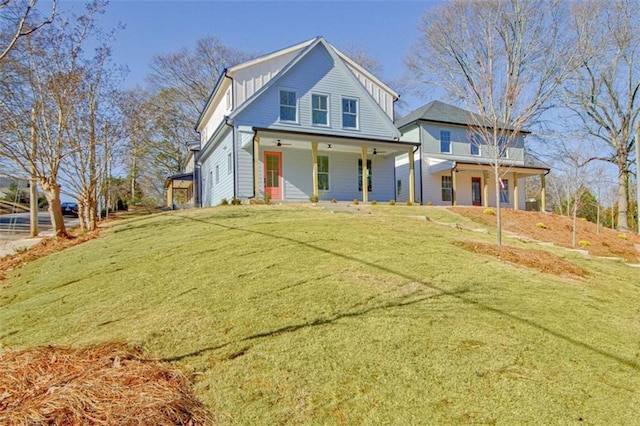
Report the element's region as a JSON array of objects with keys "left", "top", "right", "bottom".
[
  {"left": 277, "top": 139, "right": 282, "bottom": 147},
  {"left": 327, "top": 144, "right": 332, "bottom": 150},
  {"left": 373, "top": 148, "right": 377, "bottom": 155}
]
